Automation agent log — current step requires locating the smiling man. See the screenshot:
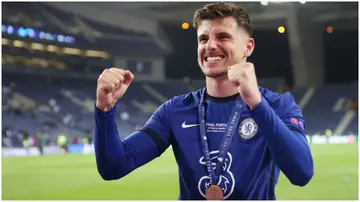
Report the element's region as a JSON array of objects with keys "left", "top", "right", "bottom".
[{"left": 93, "top": 2, "right": 314, "bottom": 200}]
